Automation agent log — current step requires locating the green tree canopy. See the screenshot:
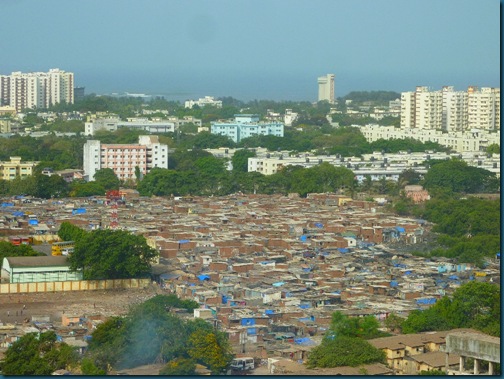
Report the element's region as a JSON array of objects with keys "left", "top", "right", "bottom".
[
  {"left": 68, "top": 229, "right": 158, "bottom": 279},
  {"left": 69, "top": 181, "right": 106, "bottom": 197},
  {"left": 2, "top": 331, "right": 79, "bottom": 375},
  {"left": 306, "top": 336, "right": 385, "bottom": 368},
  {"left": 401, "top": 282, "right": 500, "bottom": 336},
  {"left": 188, "top": 329, "right": 233, "bottom": 374},
  {"left": 327, "top": 311, "right": 386, "bottom": 340},
  {"left": 0, "top": 241, "right": 44, "bottom": 270},
  {"left": 57, "top": 221, "right": 88, "bottom": 243},
  {"left": 231, "top": 149, "right": 256, "bottom": 173},
  {"left": 423, "top": 159, "right": 499, "bottom": 193},
  {"left": 93, "top": 168, "right": 121, "bottom": 191}
]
